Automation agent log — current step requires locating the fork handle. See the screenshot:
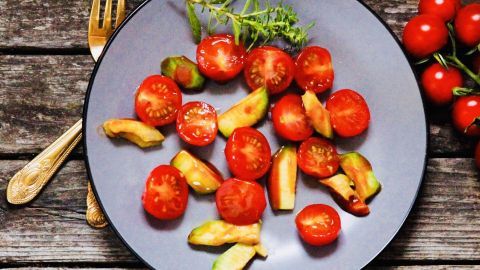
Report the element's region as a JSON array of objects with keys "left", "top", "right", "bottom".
[{"left": 6, "top": 119, "right": 83, "bottom": 204}]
